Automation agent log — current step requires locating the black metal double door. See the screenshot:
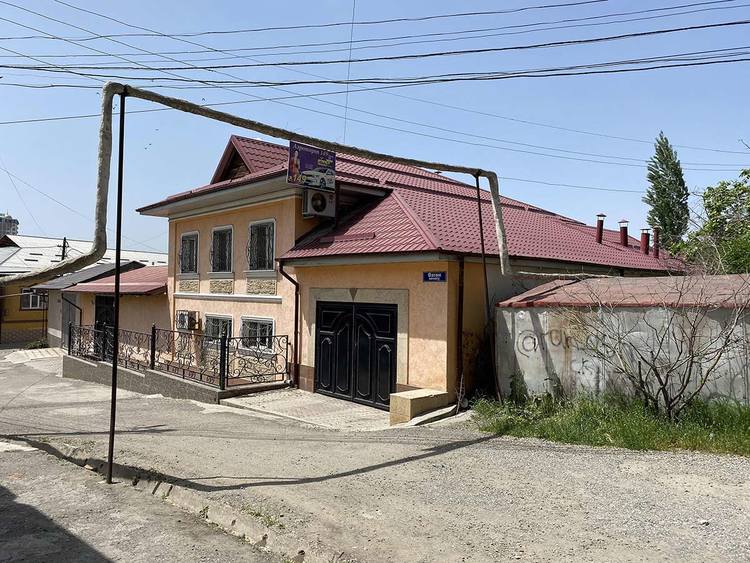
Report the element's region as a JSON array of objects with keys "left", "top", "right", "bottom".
[{"left": 315, "top": 302, "right": 397, "bottom": 409}]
